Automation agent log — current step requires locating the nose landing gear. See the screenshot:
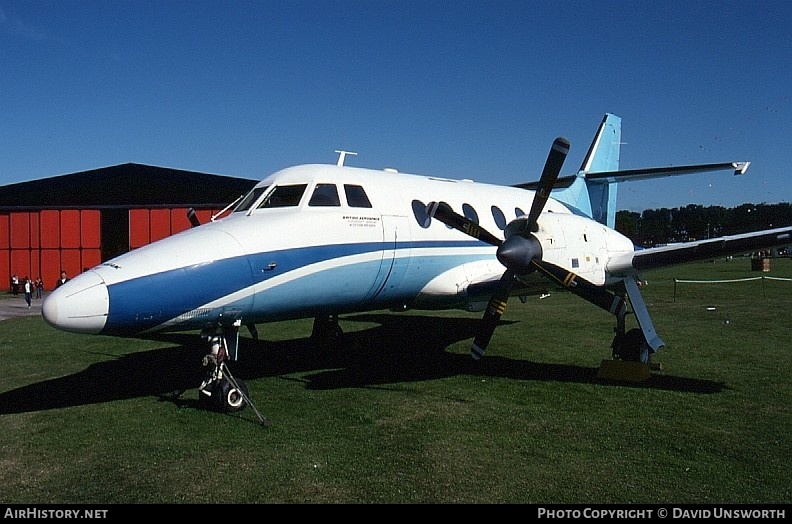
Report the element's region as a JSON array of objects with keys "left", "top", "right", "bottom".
[{"left": 198, "top": 320, "right": 270, "bottom": 426}]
